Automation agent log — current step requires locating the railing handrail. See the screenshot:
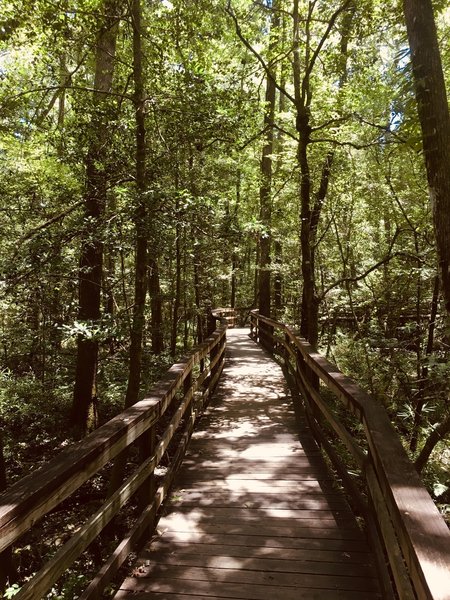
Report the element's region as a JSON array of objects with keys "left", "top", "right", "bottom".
[
  {"left": 0, "top": 316, "right": 228, "bottom": 599},
  {"left": 250, "top": 309, "right": 450, "bottom": 600}
]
